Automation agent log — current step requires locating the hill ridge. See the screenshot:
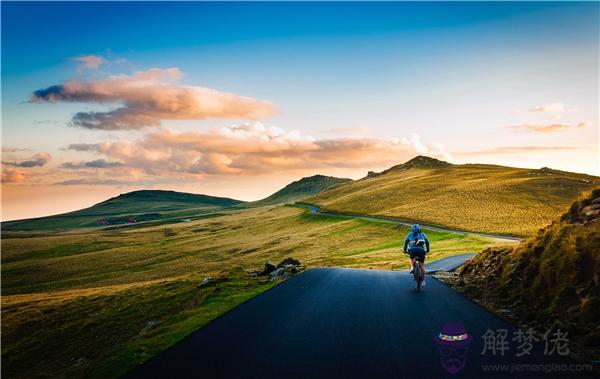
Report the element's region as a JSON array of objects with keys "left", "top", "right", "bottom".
[
  {"left": 100, "top": 189, "right": 243, "bottom": 205},
  {"left": 250, "top": 174, "right": 352, "bottom": 206},
  {"left": 307, "top": 157, "right": 599, "bottom": 236},
  {"left": 3, "top": 190, "right": 245, "bottom": 231}
]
